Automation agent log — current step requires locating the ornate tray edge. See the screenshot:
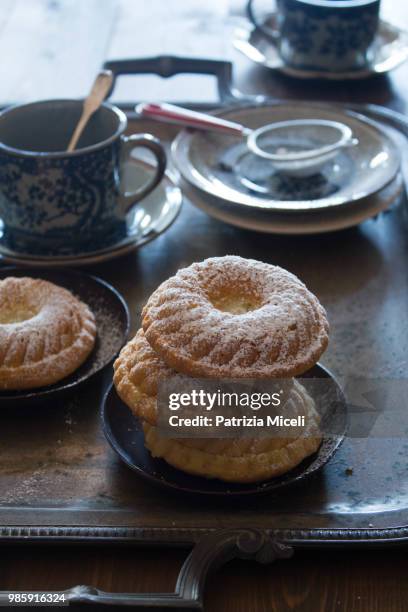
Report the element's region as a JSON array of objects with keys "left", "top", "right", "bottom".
[
  {"left": 1, "top": 524, "right": 408, "bottom": 546},
  {"left": 0, "top": 529, "right": 293, "bottom": 609},
  {"left": 0, "top": 527, "right": 406, "bottom": 610}
]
